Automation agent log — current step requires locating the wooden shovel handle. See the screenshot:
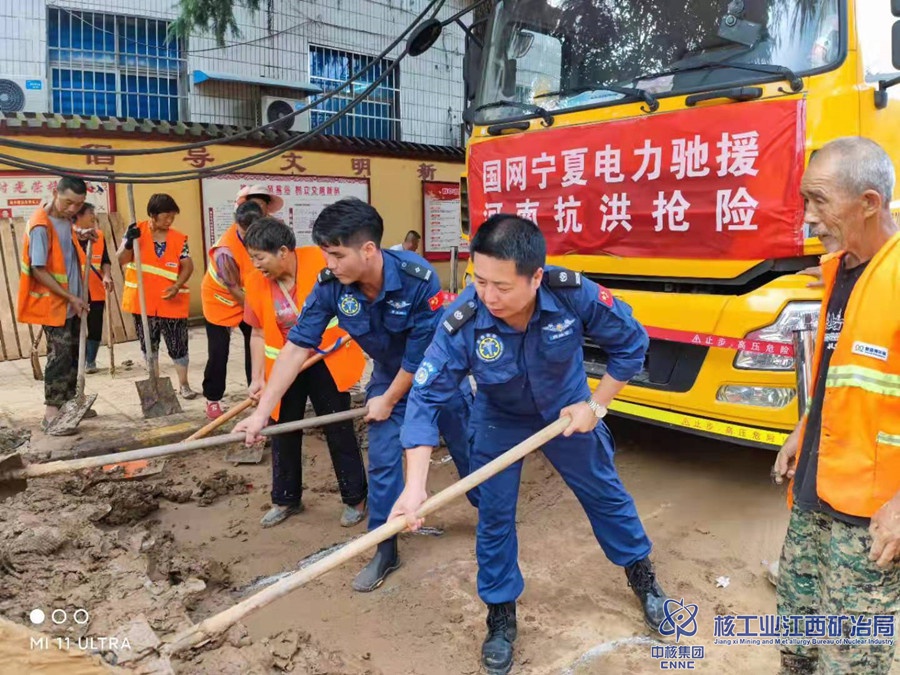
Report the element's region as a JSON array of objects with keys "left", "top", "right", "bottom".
[
  {"left": 185, "top": 399, "right": 254, "bottom": 441},
  {"left": 184, "top": 336, "right": 356, "bottom": 441},
  {"left": 162, "top": 415, "right": 571, "bottom": 655},
  {"left": 6, "top": 408, "right": 368, "bottom": 480}
]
